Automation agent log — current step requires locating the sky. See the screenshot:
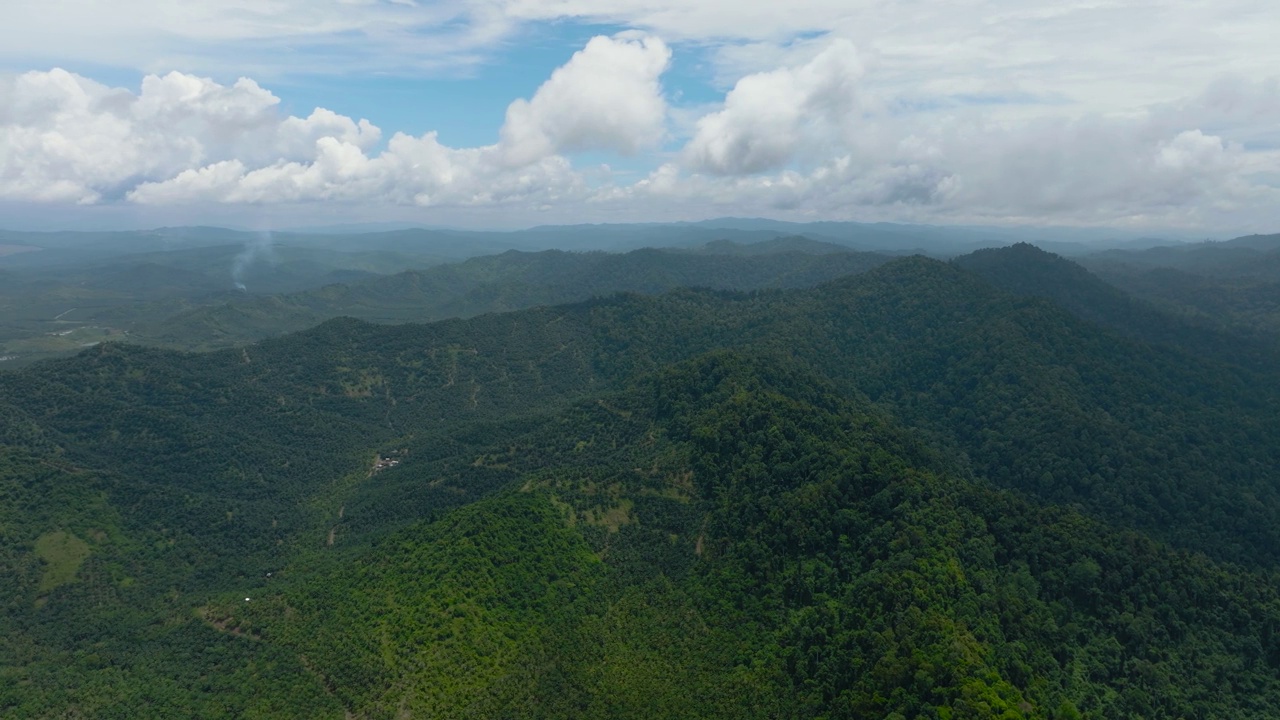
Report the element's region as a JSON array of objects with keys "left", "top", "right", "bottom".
[{"left": 1, "top": 1, "right": 1278, "bottom": 232}]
